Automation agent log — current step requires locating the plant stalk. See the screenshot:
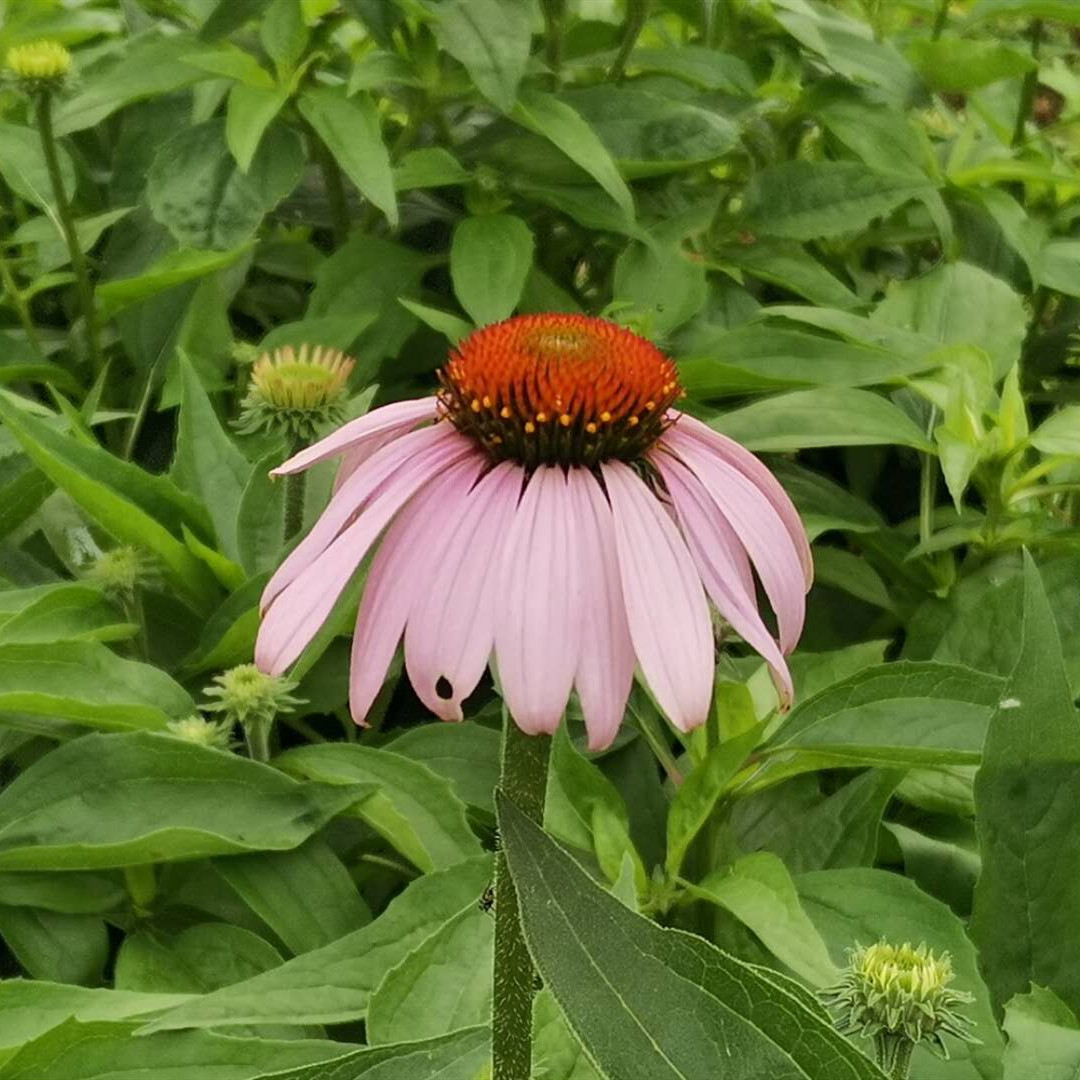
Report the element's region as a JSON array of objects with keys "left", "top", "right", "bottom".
[
  {"left": 35, "top": 91, "right": 102, "bottom": 375},
  {"left": 492, "top": 711, "right": 551, "bottom": 1080},
  {"left": 283, "top": 443, "right": 307, "bottom": 543},
  {"left": 930, "top": 0, "right": 949, "bottom": 40},
  {"left": 608, "top": 0, "right": 651, "bottom": 82},
  {"left": 308, "top": 126, "right": 350, "bottom": 246},
  {"left": 919, "top": 406, "right": 938, "bottom": 548},
  {"left": 0, "top": 246, "right": 46, "bottom": 359},
  {"left": 244, "top": 717, "right": 272, "bottom": 763},
  {"left": 1011, "top": 19, "right": 1043, "bottom": 148}
]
